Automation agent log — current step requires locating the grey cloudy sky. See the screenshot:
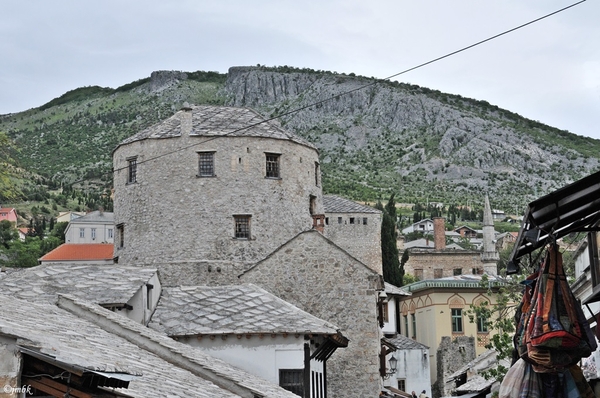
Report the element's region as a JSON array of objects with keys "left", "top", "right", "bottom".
[{"left": 1, "top": 1, "right": 598, "bottom": 138}]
